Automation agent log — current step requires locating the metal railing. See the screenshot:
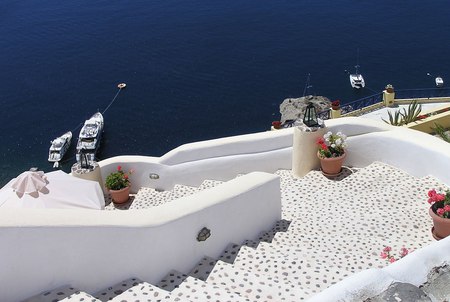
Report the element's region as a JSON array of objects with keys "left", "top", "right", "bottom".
[
  {"left": 341, "top": 92, "right": 383, "bottom": 114},
  {"left": 317, "top": 92, "right": 383, "bottom": 120},
  {"left": 312, "top": 87, "right": 450, "bottom": 121},
  {"left": 394, "top": 87, "right": 450, "bottom": 99}
]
